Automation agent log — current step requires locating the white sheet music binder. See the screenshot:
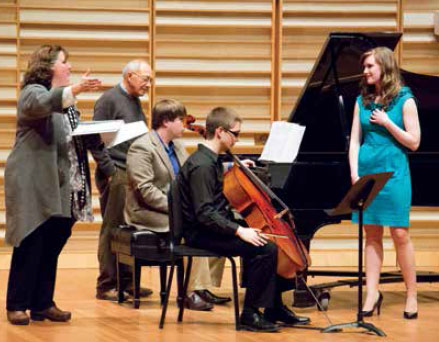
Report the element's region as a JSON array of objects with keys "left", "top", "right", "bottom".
[
  {"left": 259, "top": 121, "right": 306, "bottom": 163},
  {"left": 72, "top": 120, "right": 148, "bottom": 148}
]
